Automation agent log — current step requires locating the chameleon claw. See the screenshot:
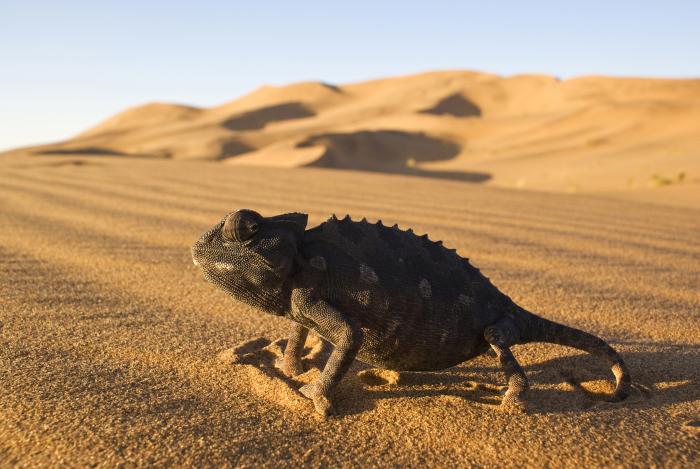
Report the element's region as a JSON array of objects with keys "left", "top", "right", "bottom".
[
  {"left": 299, "top": 383, "right": 336, "bottom": 416},
  {"left": 499, "top": 391, "right": 529, "bottom": 413}
]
